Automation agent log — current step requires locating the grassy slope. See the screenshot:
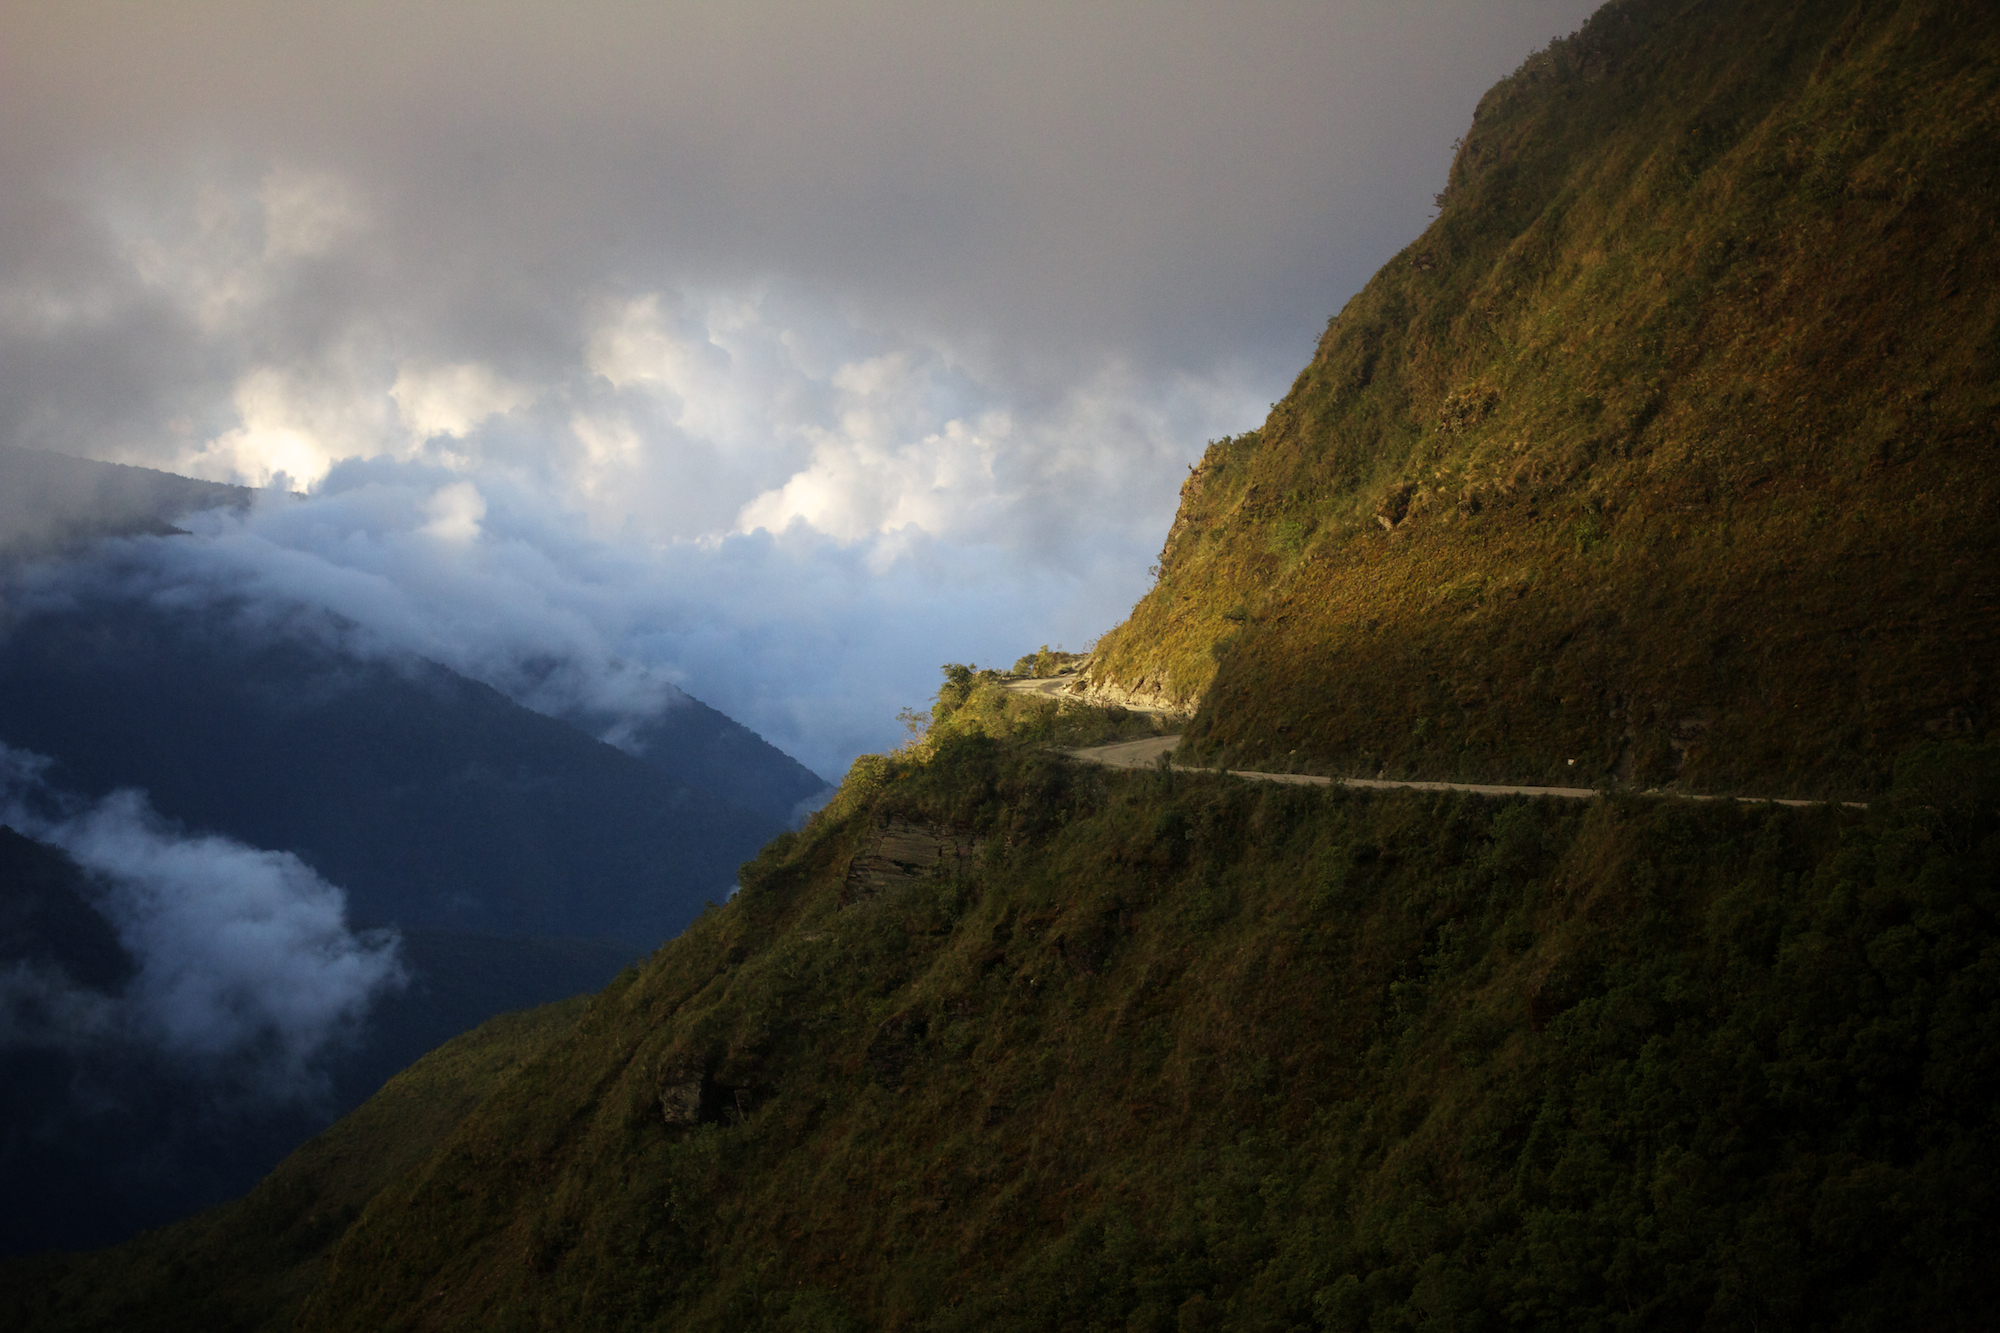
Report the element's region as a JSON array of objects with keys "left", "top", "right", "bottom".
[
  {"left": 0, "top": 996, "right": 590, "bottom": 1333},
  {"left": 275, "top": 736, "right": 1999, "bottom": 1331},
  {"left": 1089, "top": 0, "right": 2000, "bottom": 800}
]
